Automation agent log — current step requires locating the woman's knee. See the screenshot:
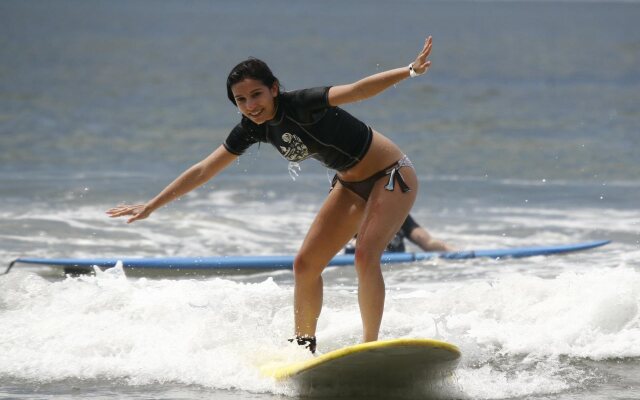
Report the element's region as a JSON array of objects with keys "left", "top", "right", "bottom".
[
  {"left": 293, "top": 253, "right": 323, "bottom": 282},
  {"left": 353, "top": 247, "right": 384, "bottom": 275}
]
